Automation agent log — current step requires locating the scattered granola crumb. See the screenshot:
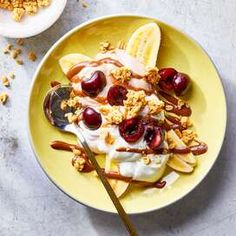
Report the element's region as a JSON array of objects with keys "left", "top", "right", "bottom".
[
  {"left": 16, "top": 59, "right": 24, "bottom": 65},
  {"left": 28, "top": 51, "right": 37, "bottom": 61},
  {"left": 16, "top": 38, "right": 24, "bottom": 46},
  {"left": 0, "top": 92, "right": 8, "bottom": 104},
  {"left": 2, "top": 44, "right": 13, "bottom": 54},
  {"left": 1, "top": 76, "right": 10, "bottom": 87},
  {"left": 111, "top": 67, "right": 132, "bottom": 83},
  {"left": 144, "top": 67, "right": 160, "bottom": 85},
  {"left": 99, "top": 41, "right": 114, "bottom": 53},
  {"left": 81, "top": 0, "right": 88, "bottom": 8},
  {"left": 9, "top": 72, "right": 15, "bottom": 79}
]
